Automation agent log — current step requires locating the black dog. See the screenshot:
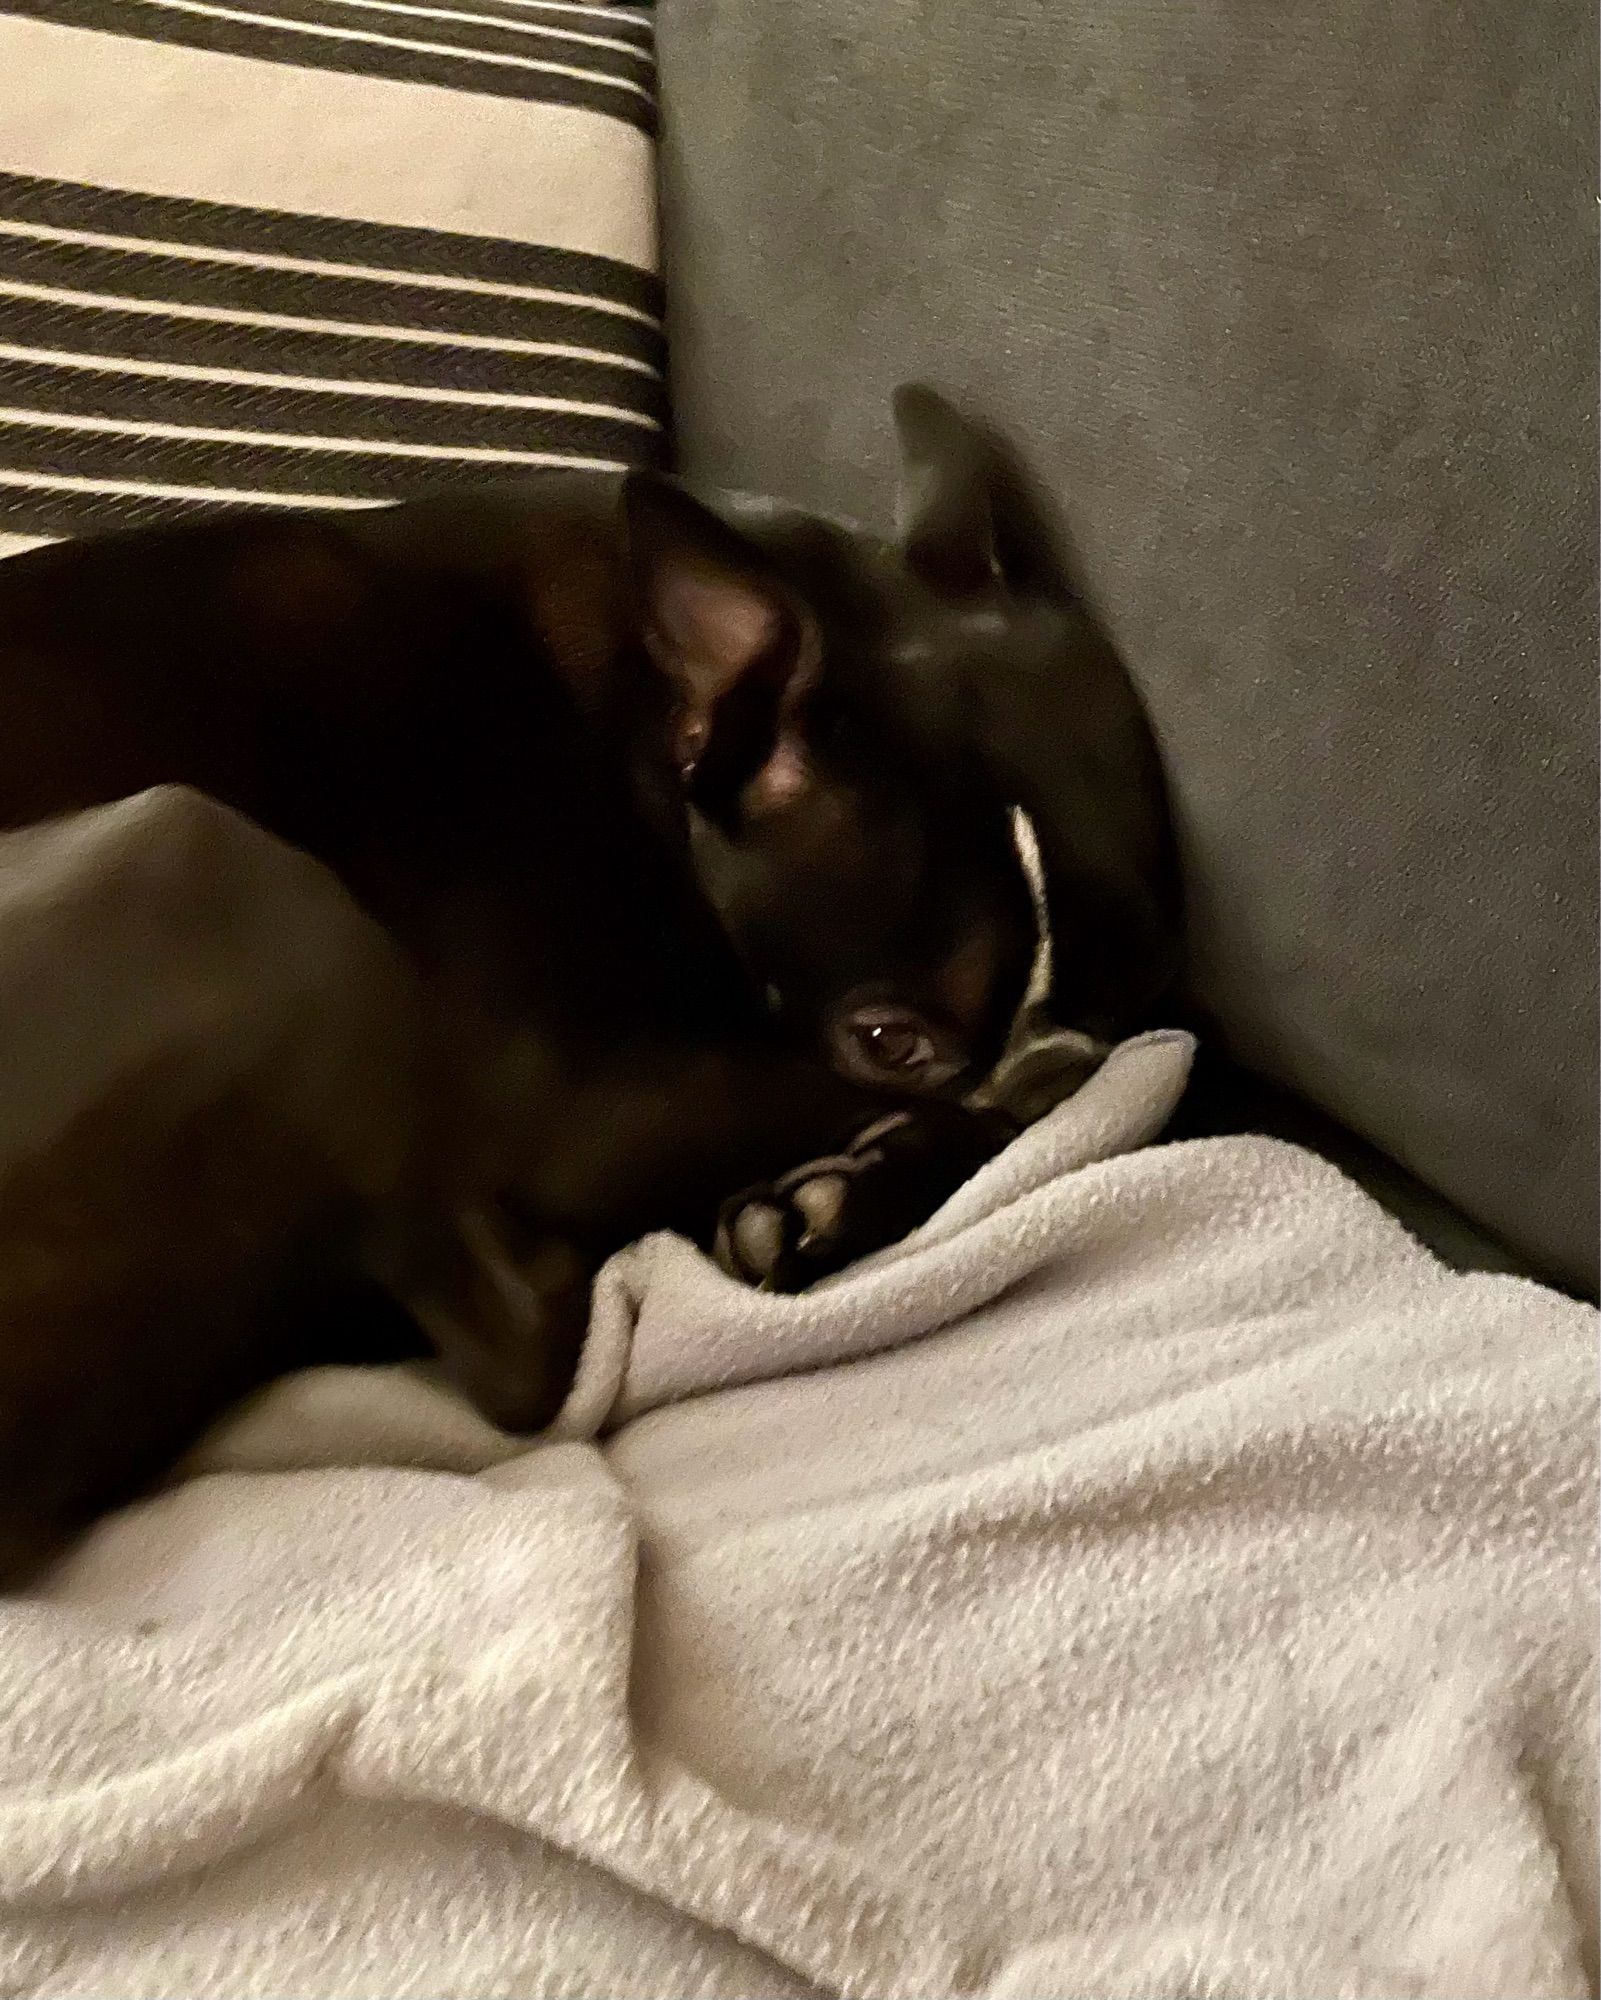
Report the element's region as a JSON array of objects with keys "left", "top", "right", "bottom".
[{"left": 0, "top": 385, "right": 1177, "bottom": 1572}]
